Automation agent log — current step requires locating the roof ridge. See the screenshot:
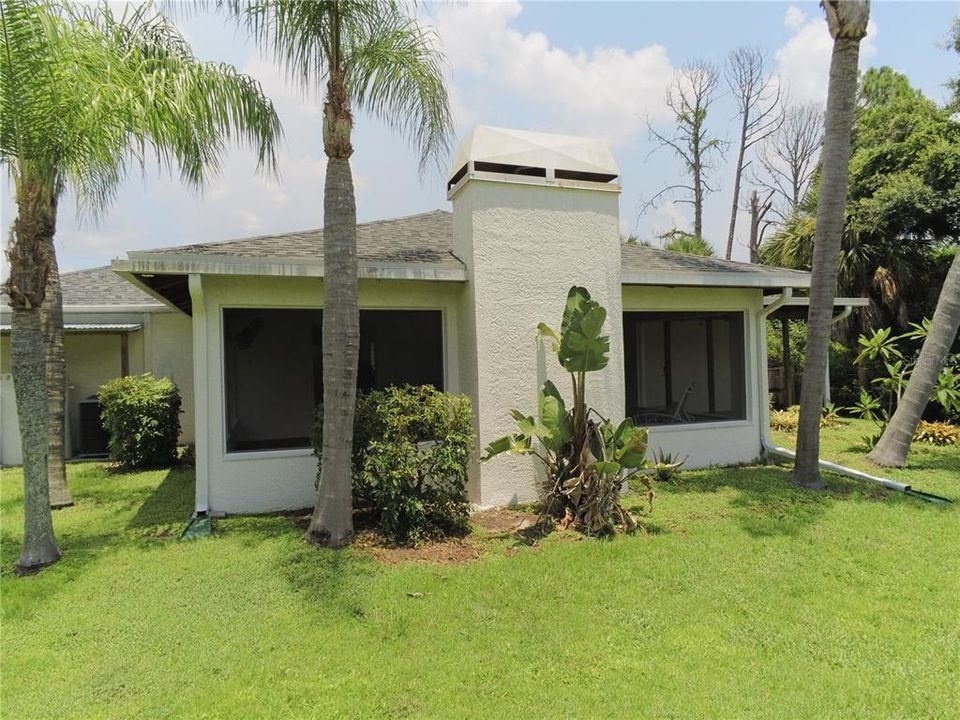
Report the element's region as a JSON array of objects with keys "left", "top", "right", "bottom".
[{"left": 60, "top": 265, "right": 111, "bottom": 277}]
